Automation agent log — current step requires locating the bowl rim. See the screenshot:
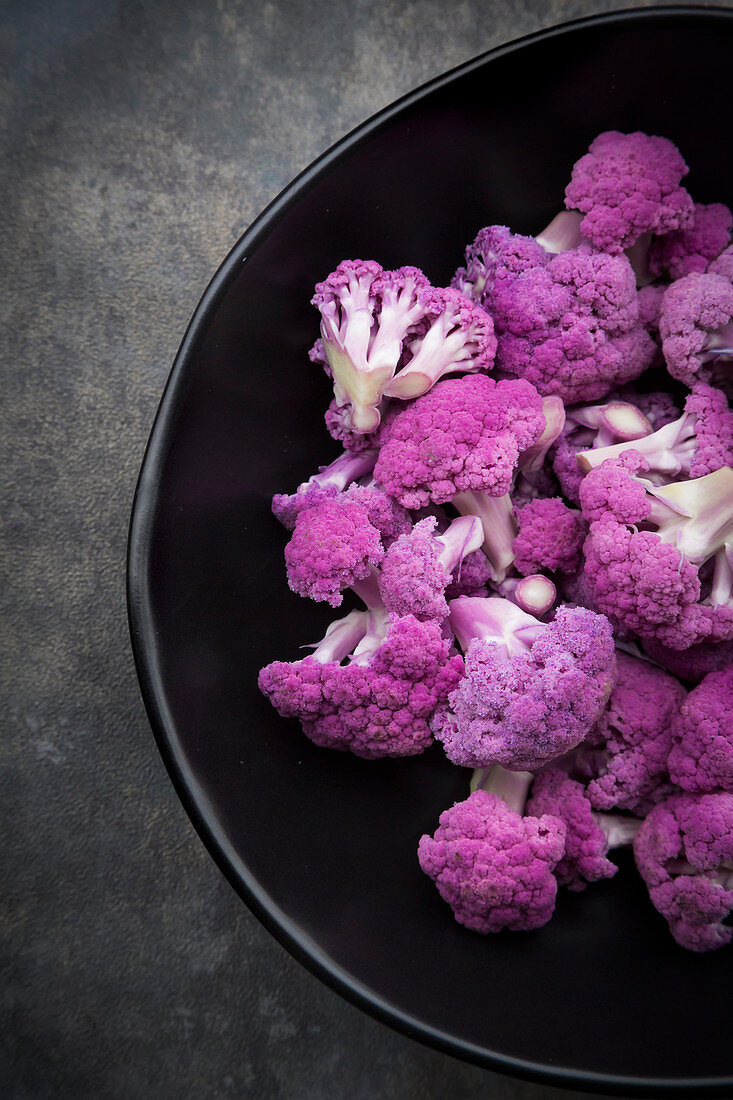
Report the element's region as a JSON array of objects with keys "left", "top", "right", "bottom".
[{"left": 127, "top": 6, "right": 733, "bottom": 1094}]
